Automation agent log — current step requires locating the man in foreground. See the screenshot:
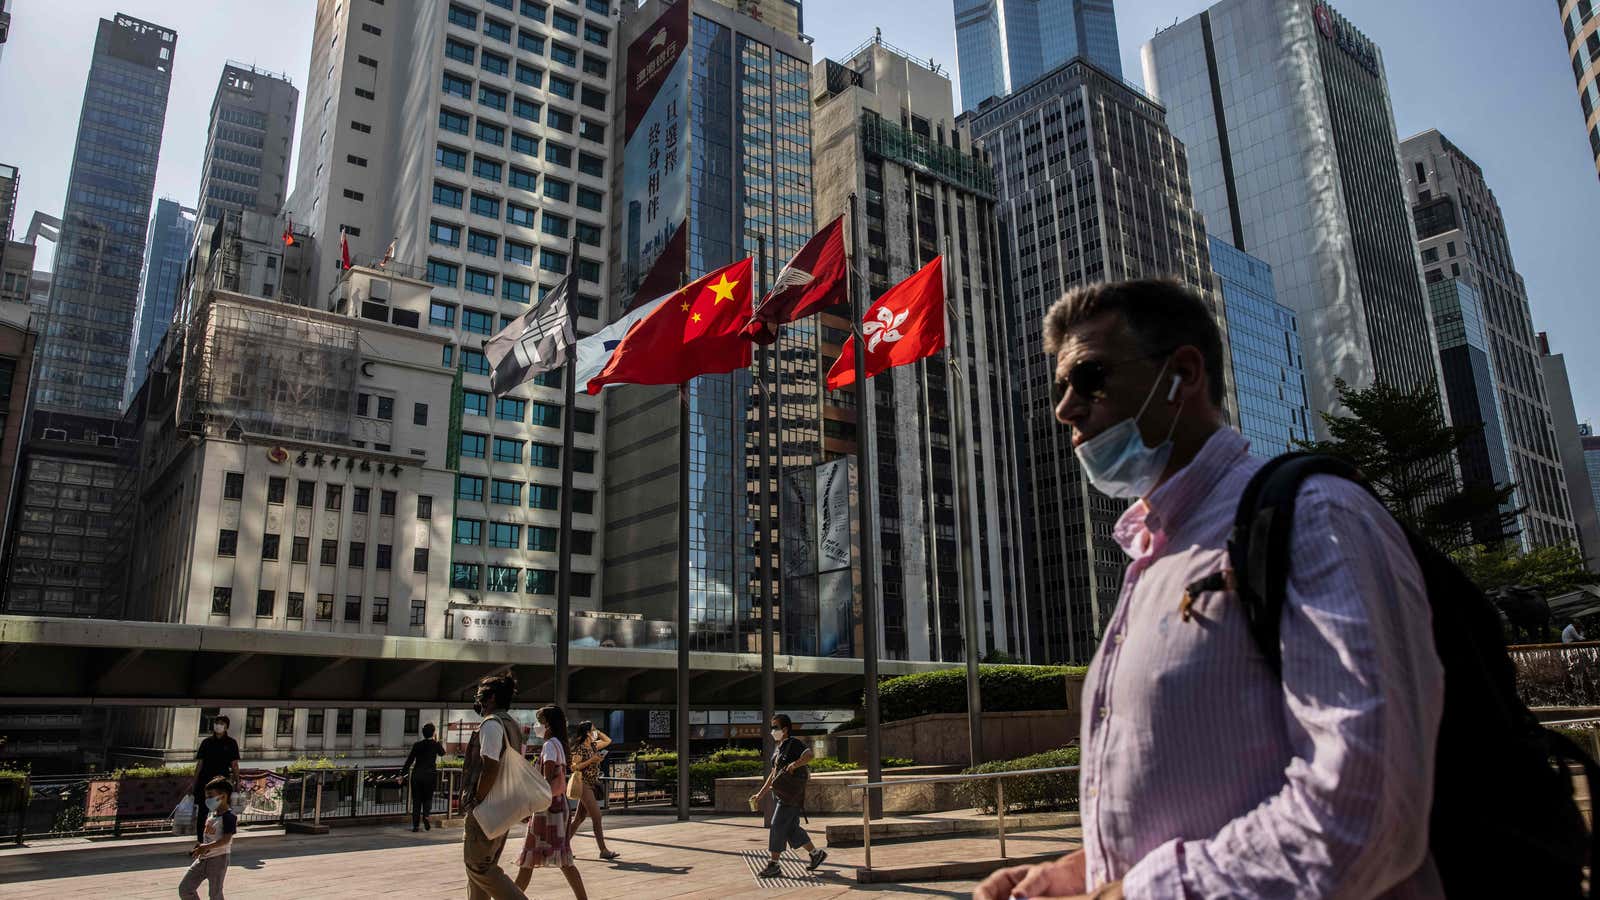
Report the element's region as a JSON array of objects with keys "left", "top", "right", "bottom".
[{"left": 977, "top": 280, "right": 1444, "bottom": 899}]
